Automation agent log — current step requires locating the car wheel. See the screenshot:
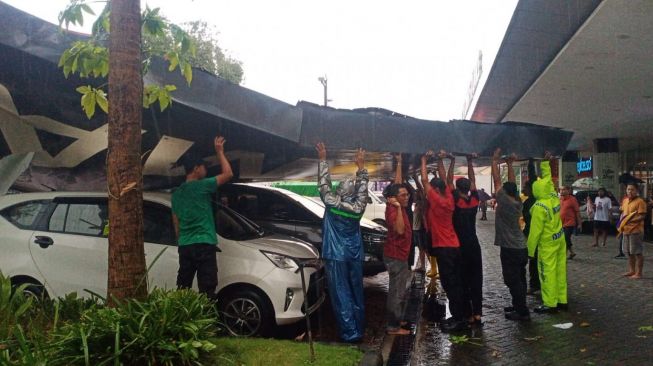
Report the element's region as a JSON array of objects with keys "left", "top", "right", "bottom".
[
  {"left": 12, "top": 278, "right": 48, "bottom": 301},
  {"left": 372, "top": 219, "right": 386, "bottom": 227},
  {"left": 219, "top": 289, "right": 273, "bottom": 337}
]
